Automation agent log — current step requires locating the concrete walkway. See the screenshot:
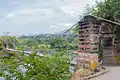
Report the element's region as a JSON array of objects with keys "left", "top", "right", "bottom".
[{"left": 91, "top": 66, "right": 120, "bottom": 80}]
